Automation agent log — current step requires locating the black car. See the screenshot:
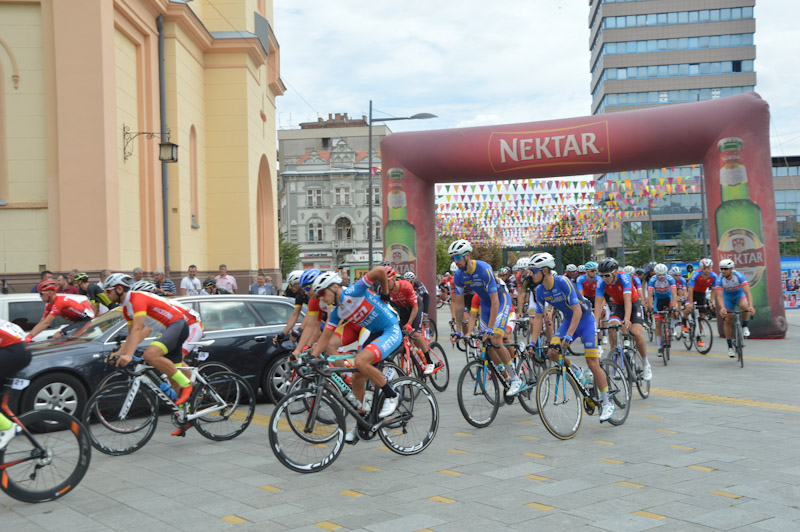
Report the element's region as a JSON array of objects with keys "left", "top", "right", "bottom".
[{"left": 9, "top": 295, "right": 301, "bottom": 418}]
